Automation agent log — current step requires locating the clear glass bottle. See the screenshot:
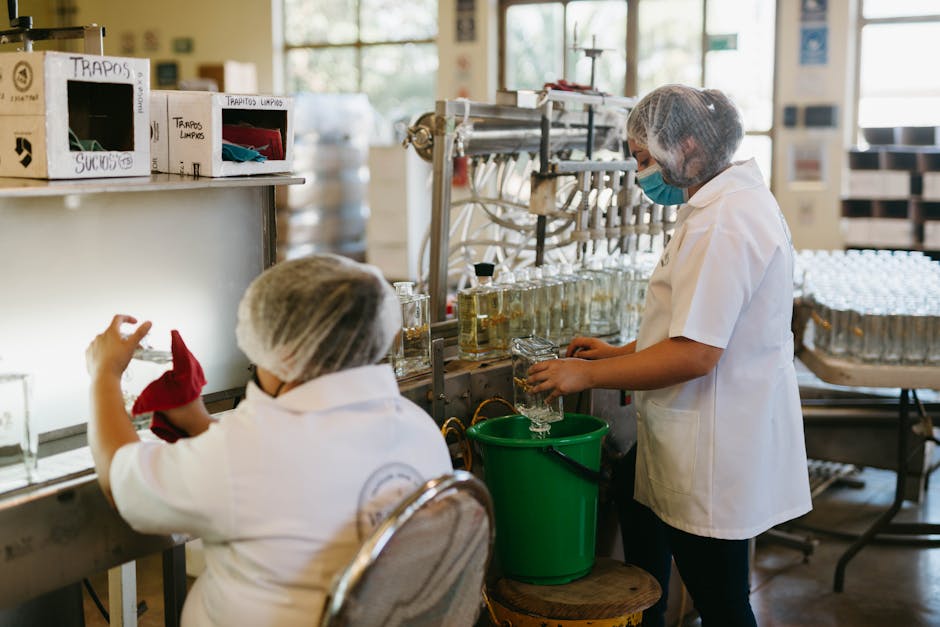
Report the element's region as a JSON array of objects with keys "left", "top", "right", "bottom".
[
  {"left": 0, "top": 372, "right": 36, "bottom": 478},
  {"left": 511, "top": 336, "right": 564, "bottom": 437},
  {"left": 604, "top": 256, "right": 626, "bottom": 343},
  {"left": 557, "top": 263, "right": 586, "bottom": 345},
  {"left": 533, "top": 266, "right": 564, "bottom": 344},
  {"left": 391, "top": 281, "right": 431, "bottom": 377},
  {"left": 582, "top": 257, "right": 618, "bottom": 338},
  {"left": 458, "top": 262, "right": 508, "bottom": 361},
  {"left": 500, "top": 270, "right": 535, "bottom": 342}
]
